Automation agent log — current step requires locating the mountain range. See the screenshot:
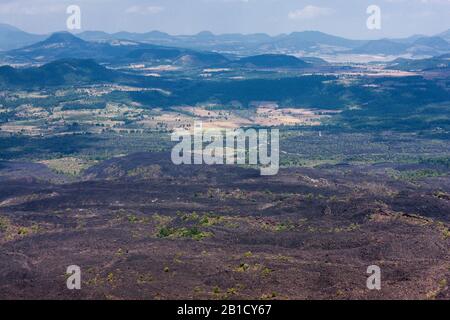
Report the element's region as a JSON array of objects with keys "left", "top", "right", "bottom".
[
  {"left": 352, "top": 36, "right": 450, "bottom": 56},
  {"left": 1, "top": 23, "right": 449, "bottom": 58},
  {"left": 0, "top": 26, "right": 449, "bottom": 75},
  {"left": 0, "top": 23, "right": 45, "bottom": 51},
  {"left": 2, "top": 32, "right": 229, "bottom": 67},
  {"left": 77, "top": 29, "right": 450, "bottom": 57},
  {"left": 1, "top": 32, "right": 325, "bottom": 70}
]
